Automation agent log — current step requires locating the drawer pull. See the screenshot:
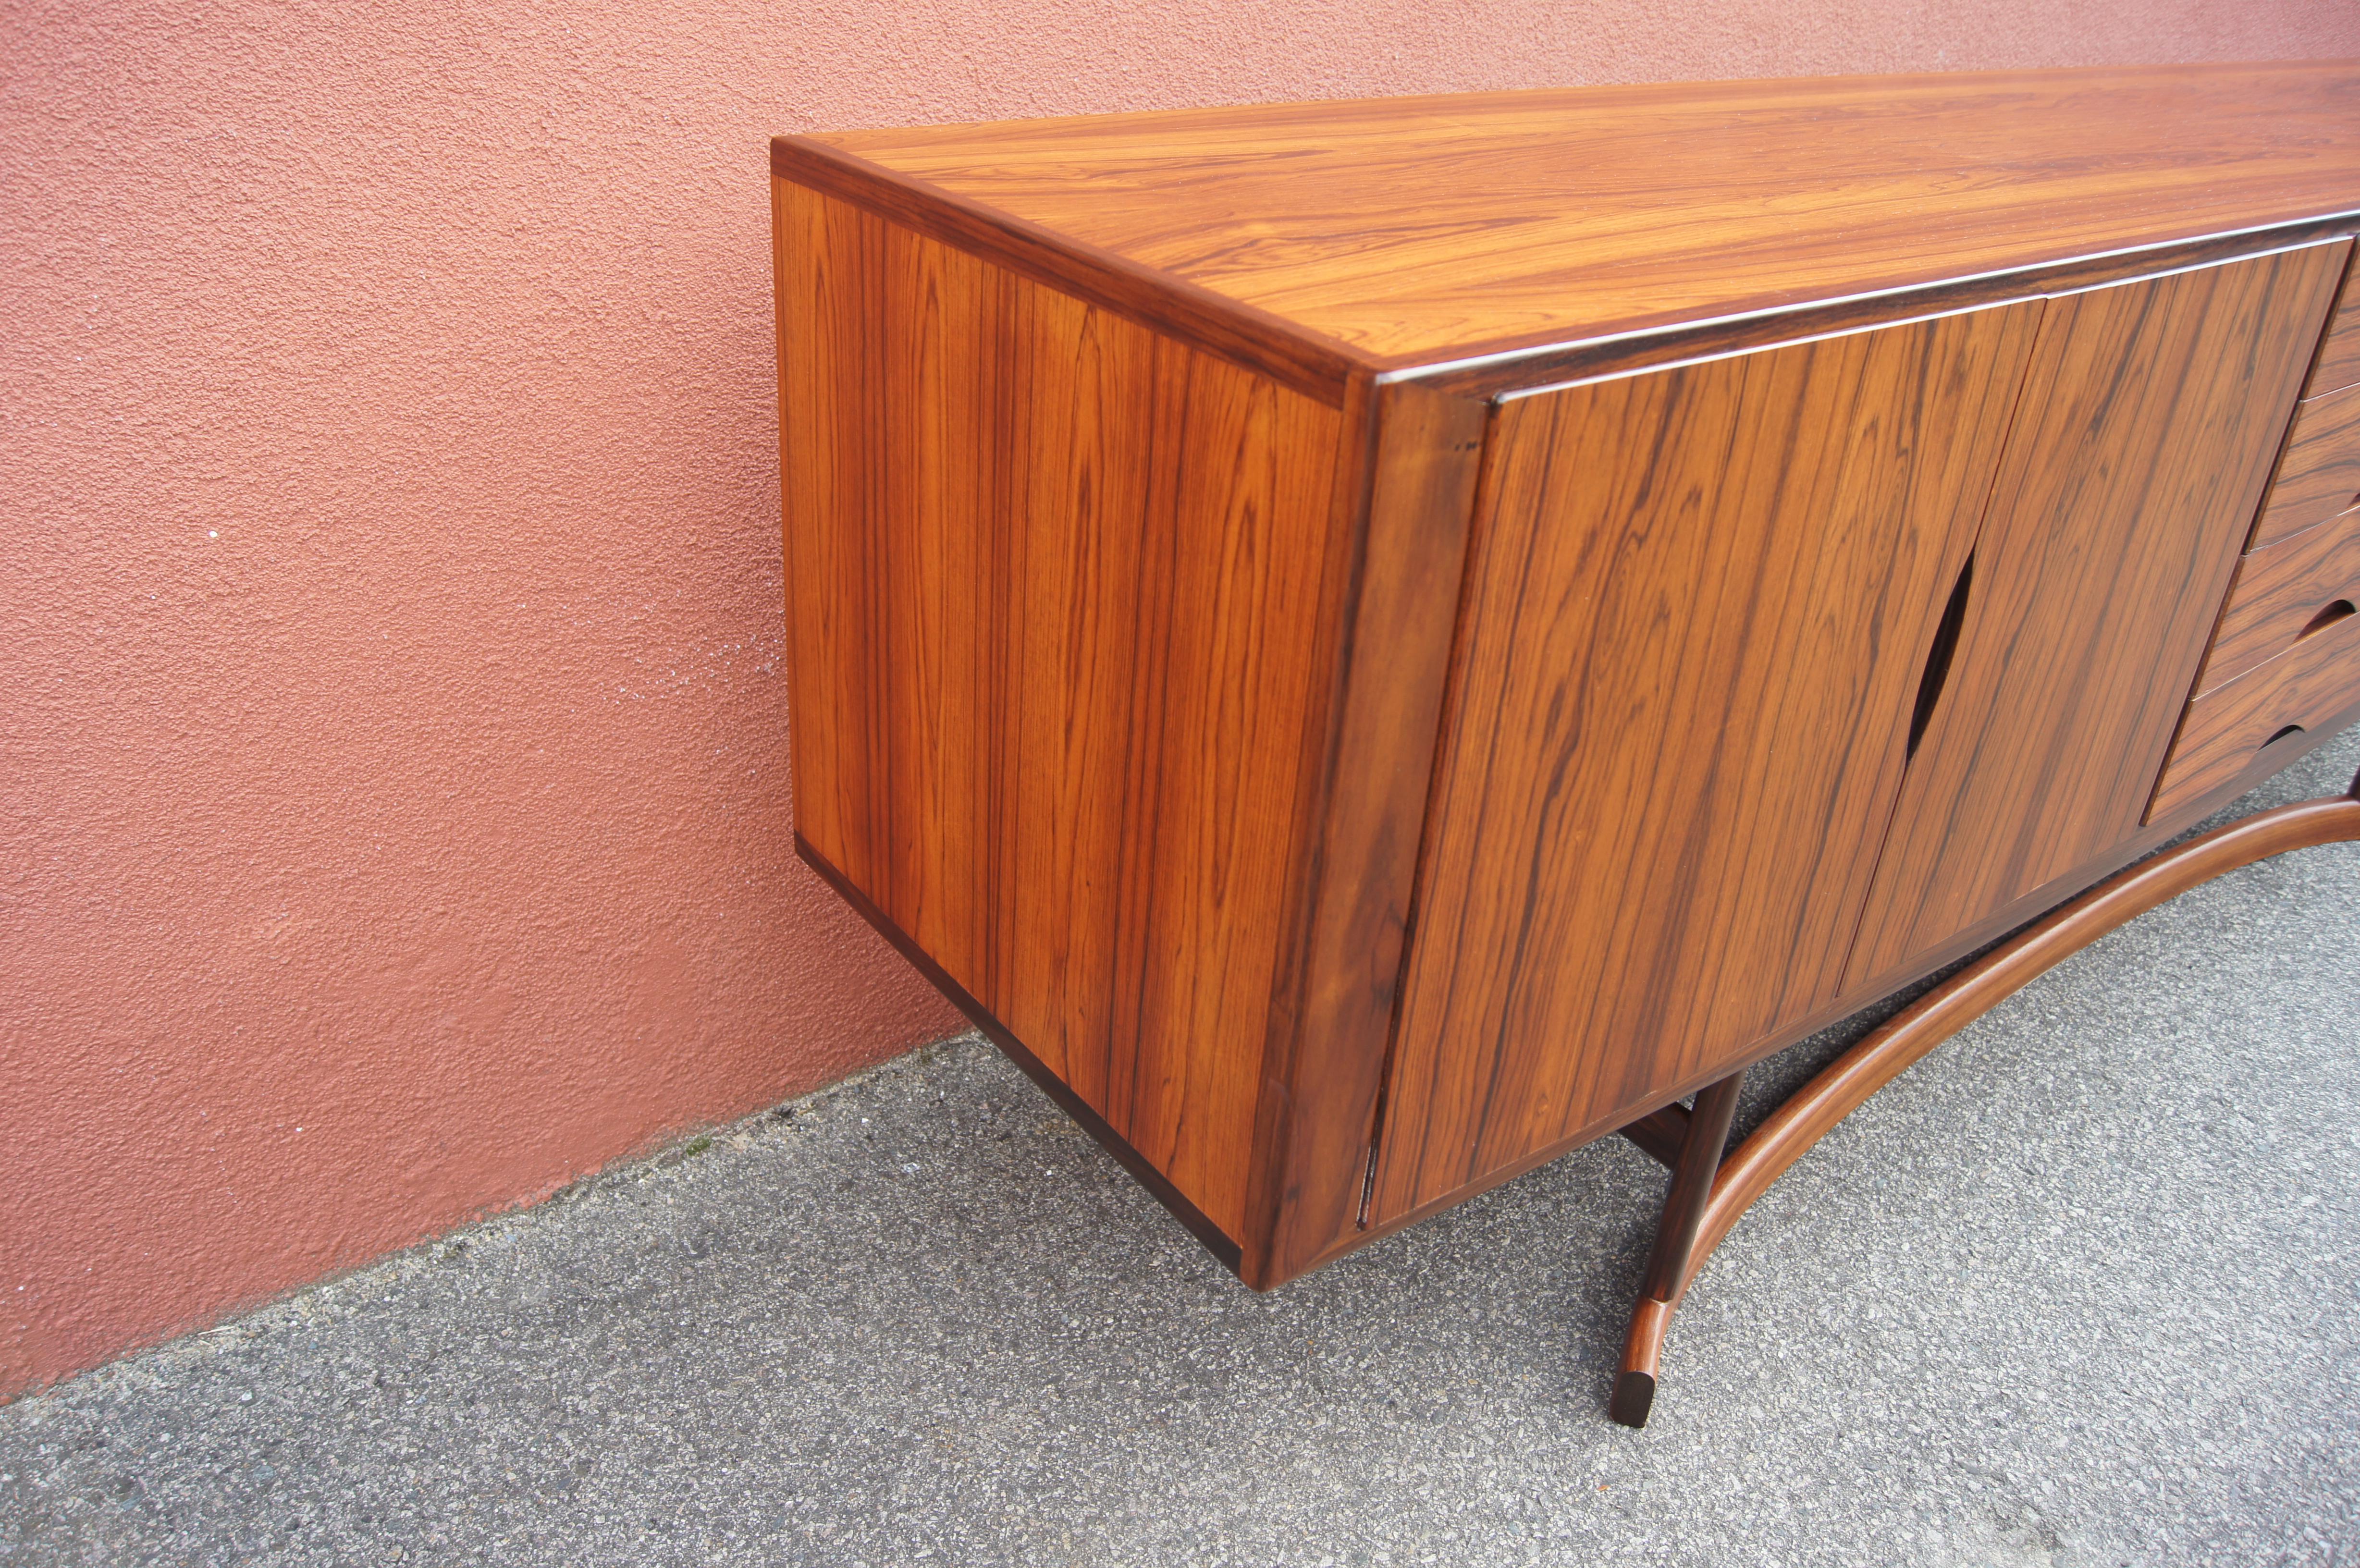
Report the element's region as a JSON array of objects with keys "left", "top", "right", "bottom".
[
  {"left": 2301, "top": 599, "right": 2355, "bottom": 639},
  {"left": 2195, "top": 508, "right": 2360, "bottom": 692},
  {"left": 2150, "top": 602, "right": 2360, "bottom": 819},
  {"left": 1908, "top": 553, "right": 1974, "bottom": 760}
]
